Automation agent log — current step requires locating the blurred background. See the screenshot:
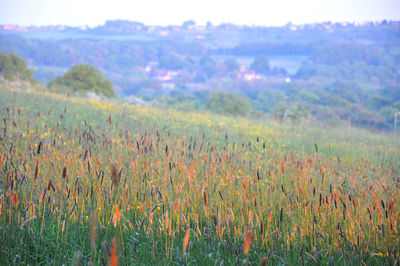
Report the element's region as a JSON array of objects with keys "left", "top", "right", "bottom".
[{"left": 0, "top": 0, "right": 399, "bottom": 130}]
